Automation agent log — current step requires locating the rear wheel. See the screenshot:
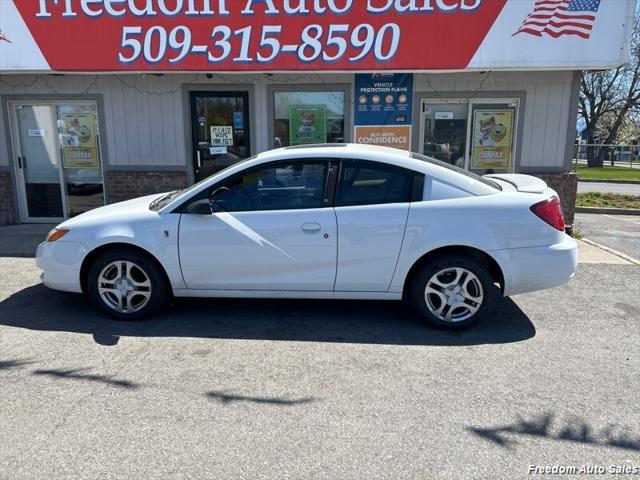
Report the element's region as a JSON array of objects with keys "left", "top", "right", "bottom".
[
  {"left": 410, "top": 255, "right": 498, "bottom": 330},
  {"left": 87, "top": 249, "right": 167, "bottom": 320}
]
